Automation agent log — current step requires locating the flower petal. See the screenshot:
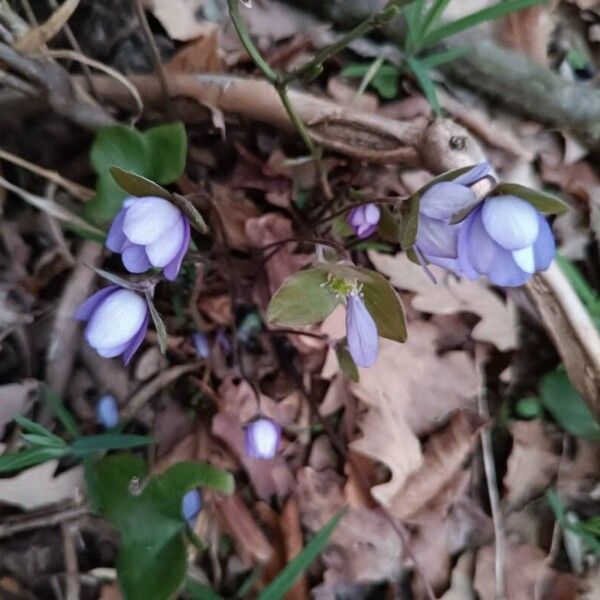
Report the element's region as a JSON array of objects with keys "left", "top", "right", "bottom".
[
  {"left": 122, "top": 197, "right": 182, "bottom": 245},
  {"left": 96, "top": 394, "right": 119, "bottom": 428},
  {"left": 416, "top": 214, "right": 458, "bottom": 258},
  {"left": 245, "top": 418, "right": 281, "bottom": 459},
  {"left": 364, "top": 204, "right": 381, "bottom": 224},
  {"left": 85, "top": 289, "right": 148, "bottom": 351},
  {"left": 74, "top": 286, "right": 118, "bottom": 321},
  {"left": 485, "top": 248, "right": 531, "bottom": 287},
  {"left": 457, "top": 212, "right": 479, "bottom": 280},
  {"left": 163, "top": 218, "right": 191, "bottom": 280},
  {"left": 453, "top": 161, "right": 495, "bottom": 186},
  {"left": 512, "top": 246, "right": 535, "bottom": 274},
  {"left": 346, "top": 293, "right": 378, "bottom": 368},
  {"left": 145, "top": 217, "right": 185, "bottom": 268},
  {"left": 419, "top": 182, "right": 476, "bottom": 220},
  {"left": 122, "top": 313, "right": 149, "bottom": 365},
  {"left": 533, "top": 215, "right": 555, "bottom": 271},
  {"left": 122, "top": 244, "right": 152, "bottom": 273},
  {"left": 482, "top": 195, "right": 539, "bottom": 250},
  {"left": 105, "top": 208, "right": 127, "bottom": 252},
  {"left": 97, "top": 341, "right": 130, "bottom": 358},
  {"left": 465, "top": 208, "right": 503, "bottom": 275}
]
